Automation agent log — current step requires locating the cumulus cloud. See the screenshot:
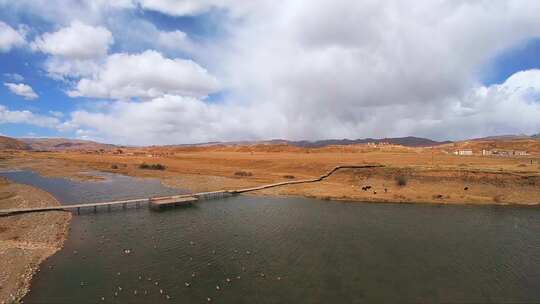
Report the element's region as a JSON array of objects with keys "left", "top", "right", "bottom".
[
  {"left": 4, "top": 82, "right": 39, "bottom": 100},
  {"left": 68, "top": 50, "right": 220, "bottom": 100},
  {"left": 209, "top": 0, "right": 540, "bottom": 140},
  {"left": 63, "top": 69, "right": 540, "bottom": 145},
  {"left": 0, "top": 21, "right": 26, "bottom": 52},
  {"left": 4, "top": 0, "right": 540, "bottom": 143},
  {"left": 0, "top": 105, "right": 59, "bottom": 128},
  {"left": 30, "top": 21, "right": 113, "bottom": 80},
  {"left": 43, "top": 57, "right": 101, "bottom": 80},
  {"left": 106, "top": 16, "right": 199, "bottom": 55},
  {"left": 64, "top": 94, "right": 282, "bottom": 145},
  {"left": 31, "top": 21, "right": 113, "bottom": 59},
  {"left": 61, "top": 0, "right": 540, "bottom": 144},
  {"left": 156, "top": 30, "right": 196, "bottom": 53}
]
